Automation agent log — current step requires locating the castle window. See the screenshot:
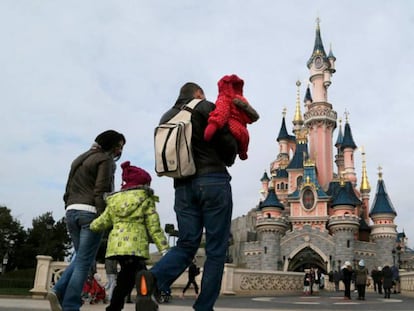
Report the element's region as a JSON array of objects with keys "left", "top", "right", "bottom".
[
  {"left": 267, "top": 213, "right": 271, "bottom": 219},
  {"left": 347, "top": 240, "right": 350, "bottom": 248},
  {"left": 277, "top": 184, "right": 280, "bottom": 190}
]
